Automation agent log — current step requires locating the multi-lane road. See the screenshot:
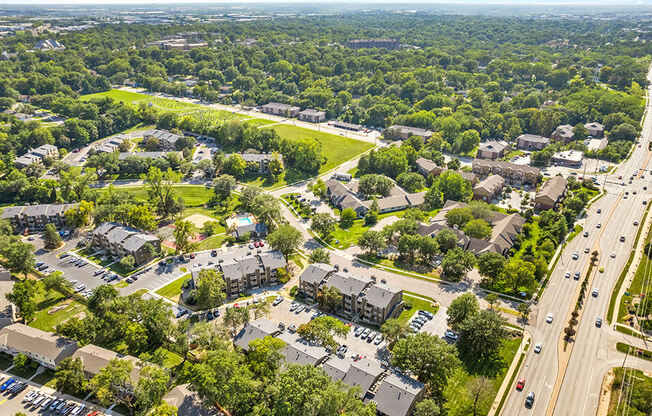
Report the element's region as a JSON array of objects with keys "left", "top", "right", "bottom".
[{"left": 501, "top": 65, "right": 652, "bottom": 415}]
